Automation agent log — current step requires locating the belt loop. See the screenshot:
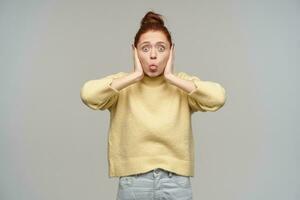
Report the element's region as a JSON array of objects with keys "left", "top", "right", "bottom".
[{"left": 168, "top": 172, "right": 172, "bottom": 177}]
